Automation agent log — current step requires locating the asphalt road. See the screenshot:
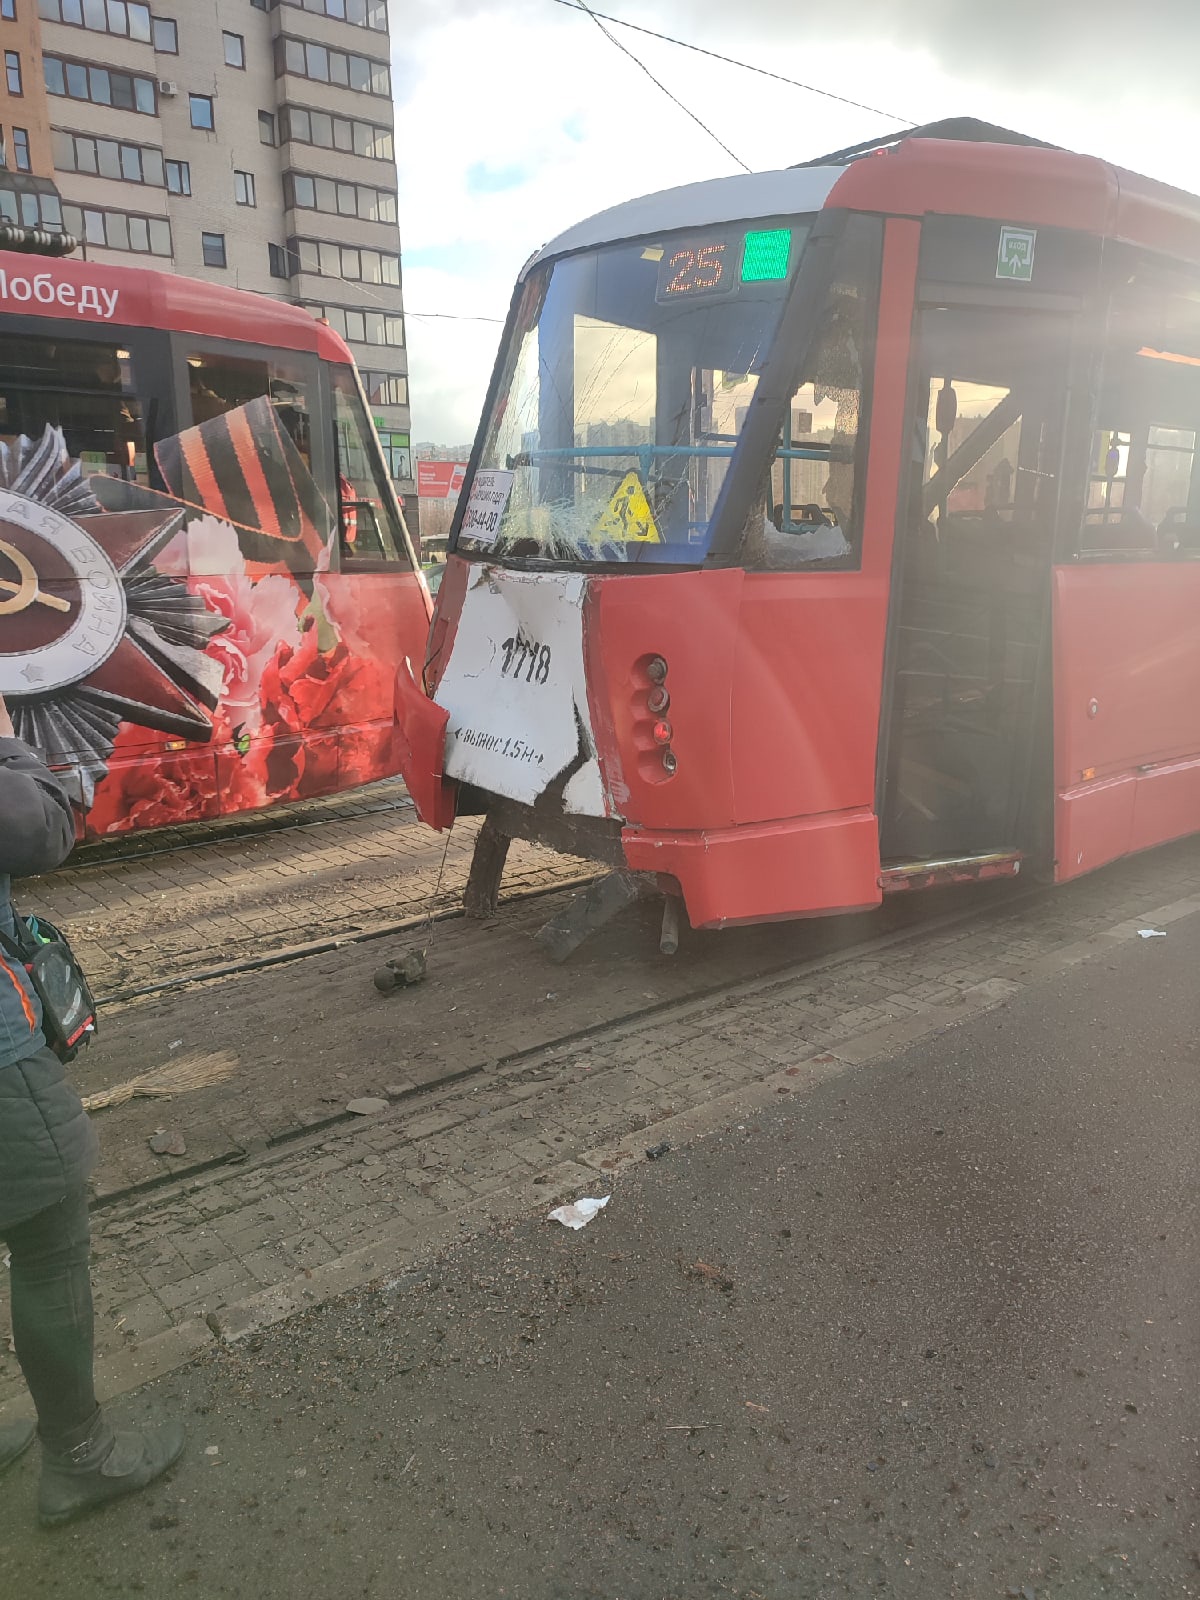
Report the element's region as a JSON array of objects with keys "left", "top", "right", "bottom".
[{"left": 0, "top": 905, "right": 1196, "bottom": 1599}]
